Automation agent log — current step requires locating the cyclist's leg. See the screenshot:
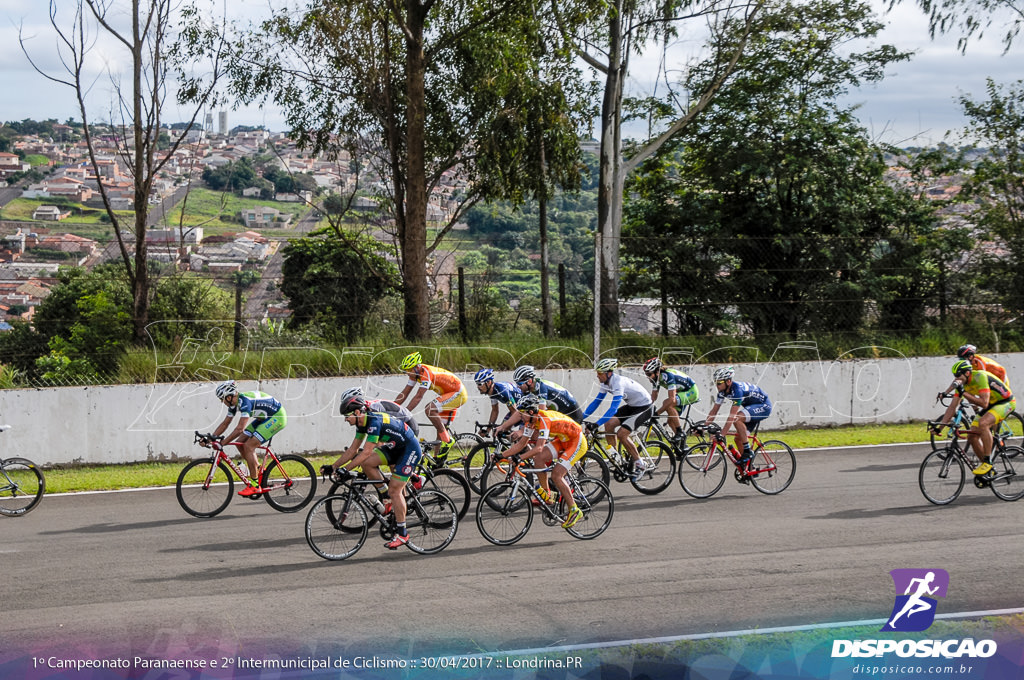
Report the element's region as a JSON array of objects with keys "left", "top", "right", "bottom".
[
  {"left": 971, "top": 412, "right": 997, "bottom": 471},
  {"left": 553, "top": 438, "right": 585, "bottom": 506},
  {"left": 617, "top": 405, "right": 652, "bottom": 464},
  {"left": 245, "top": 411, "right": 287, "bottom": 485}
]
